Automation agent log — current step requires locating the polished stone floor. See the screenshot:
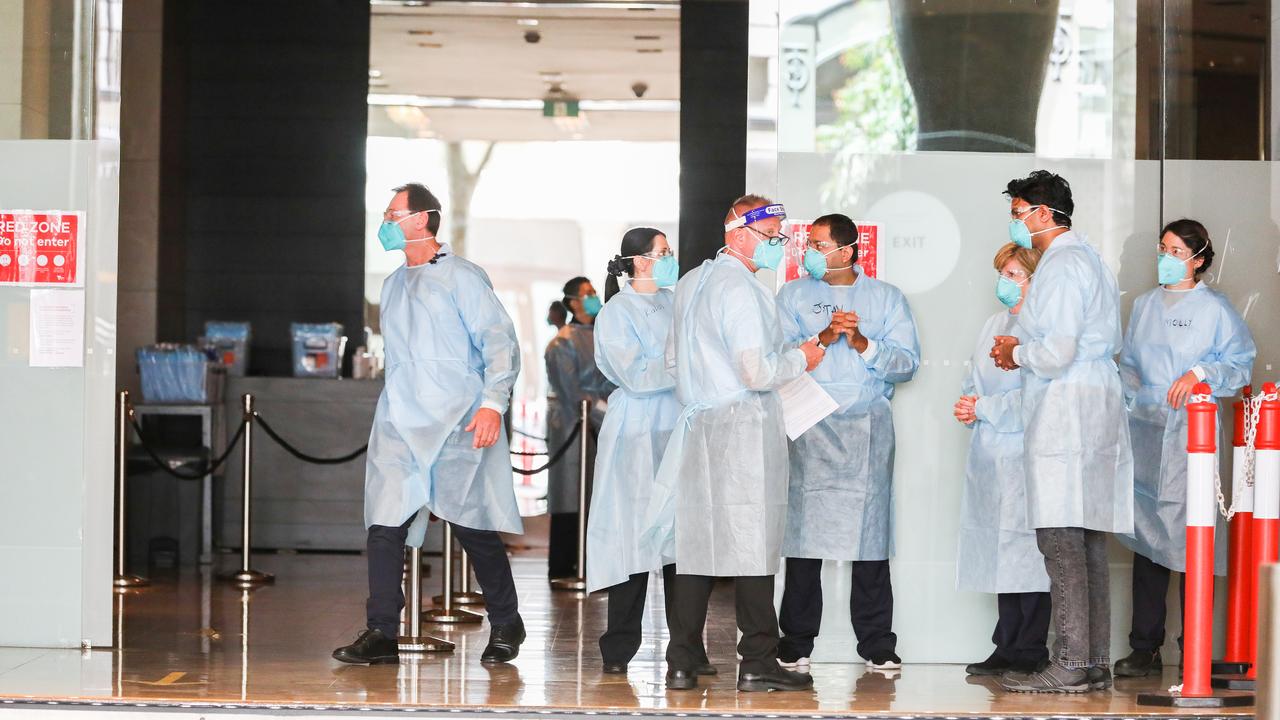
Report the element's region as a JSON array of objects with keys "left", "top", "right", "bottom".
[{"left": 0, "top": 554, "right": 1255, "bottom": 716}]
